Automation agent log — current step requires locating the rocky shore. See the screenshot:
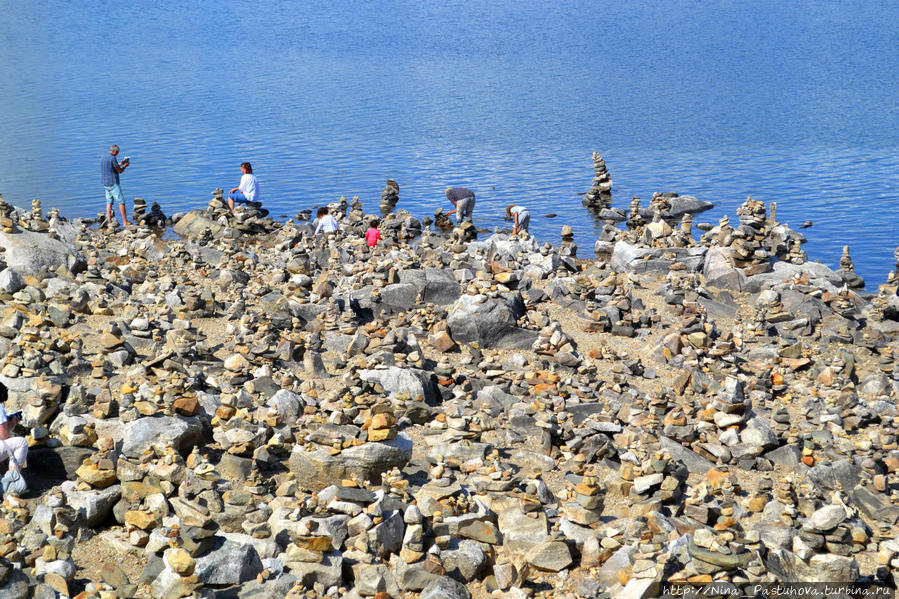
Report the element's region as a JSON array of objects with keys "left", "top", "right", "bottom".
[{"left": 0, "top": 166, "right": 898, "bottom": 599}]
